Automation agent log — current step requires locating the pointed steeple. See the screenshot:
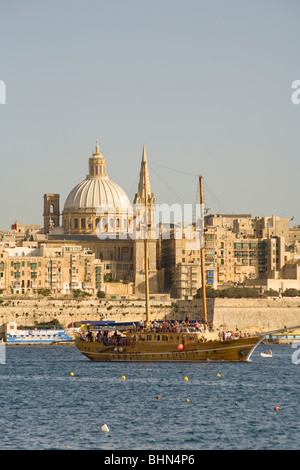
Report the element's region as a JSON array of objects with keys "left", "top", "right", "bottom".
[{"left": 134, "top": 145, "right": 156, "bottom": 205}]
